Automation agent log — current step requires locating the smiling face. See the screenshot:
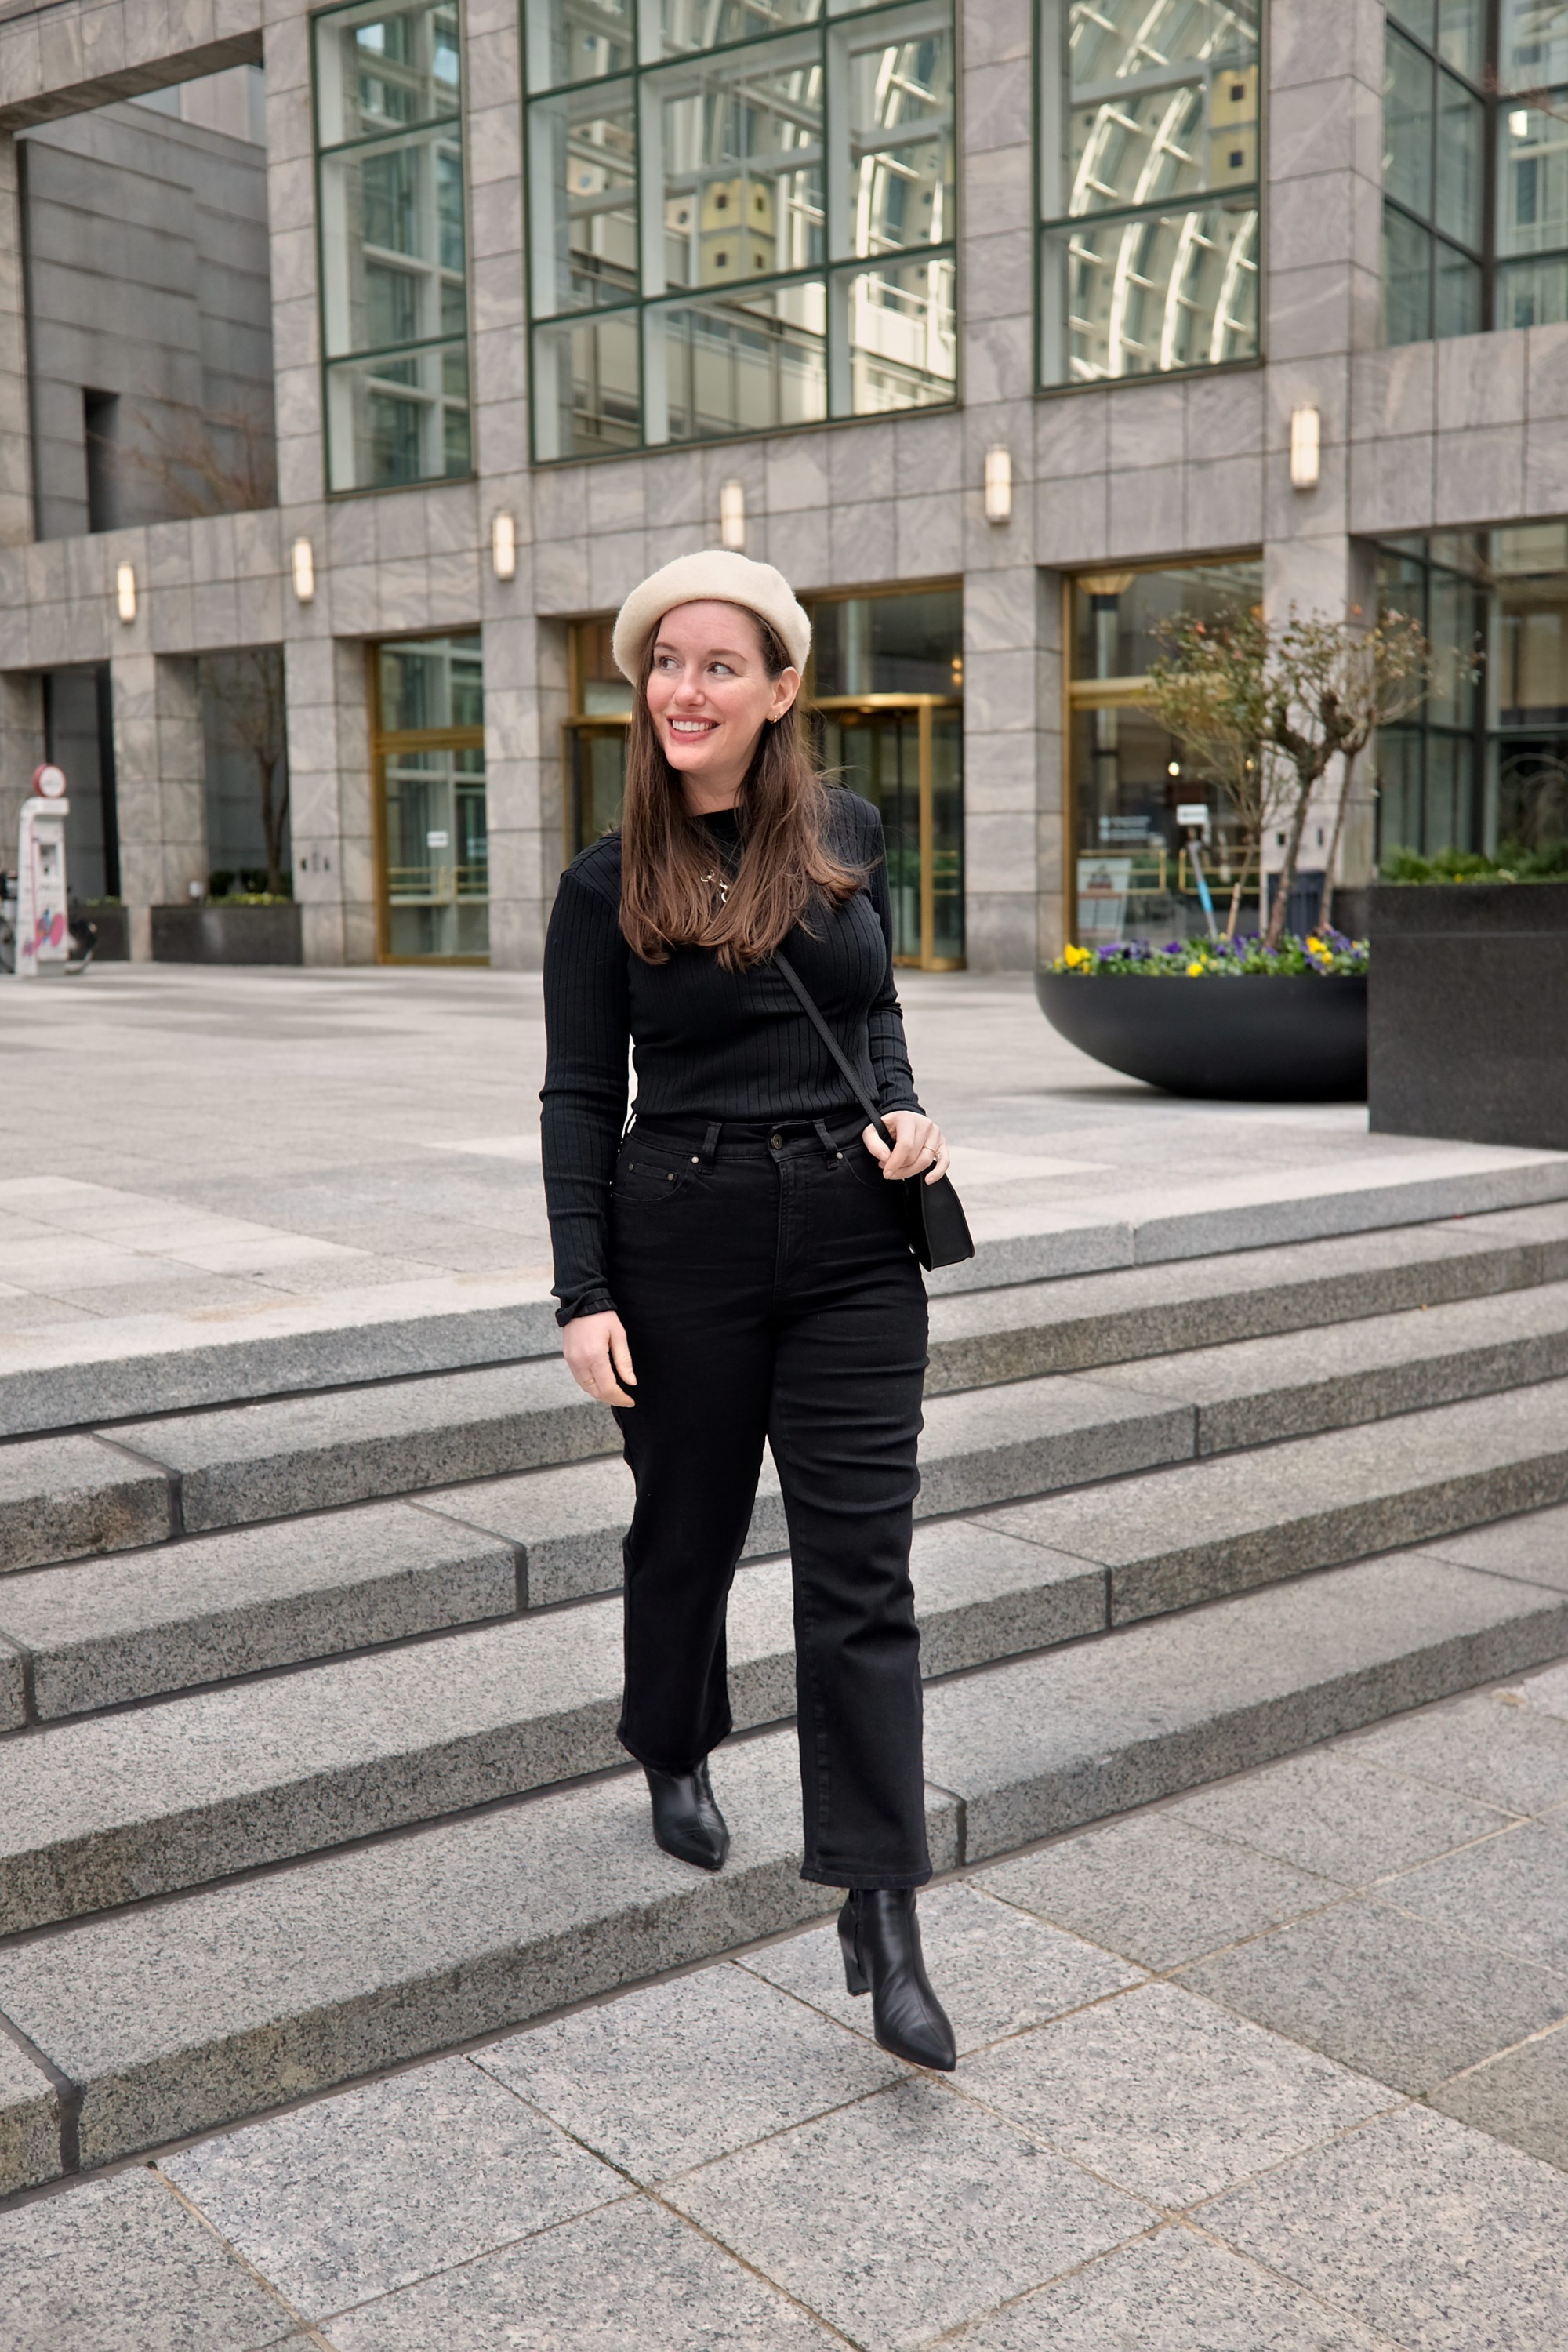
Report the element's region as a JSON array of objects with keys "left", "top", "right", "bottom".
[{"left": 643, "top": 600, "right": 800, "bottom": 811}]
